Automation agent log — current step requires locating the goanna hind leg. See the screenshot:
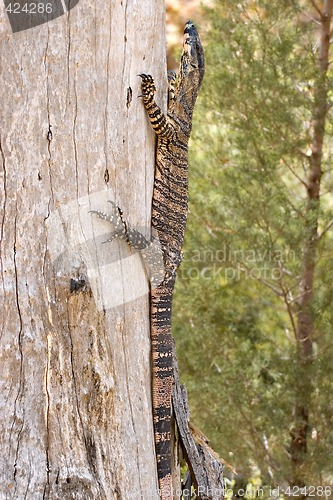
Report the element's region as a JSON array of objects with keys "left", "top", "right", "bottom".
[
  {"left": 90, "top": 201, "right": 127, "bottom": 243},
  {"left": 90, "top": 201, "right": 150, "bottom": 250}
]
